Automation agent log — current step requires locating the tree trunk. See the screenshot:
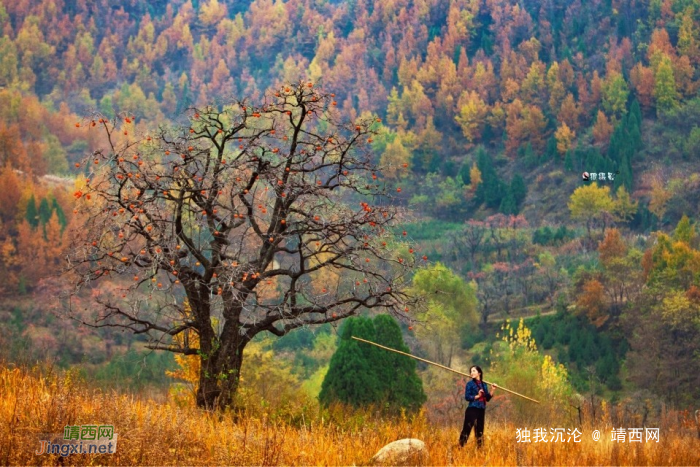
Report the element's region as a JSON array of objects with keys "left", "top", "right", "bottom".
[
  {"left": 586, "top": 219, "right": 592, "bottom": 248},
  {"left": 196, "top": 343, "right": 245, "bottom": 411},
  {"left": 480, "top": 303, "right": 490, "bottom": 326},
  {"left": 196, "top": 357, "right": 222, "bottom": 410}
]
